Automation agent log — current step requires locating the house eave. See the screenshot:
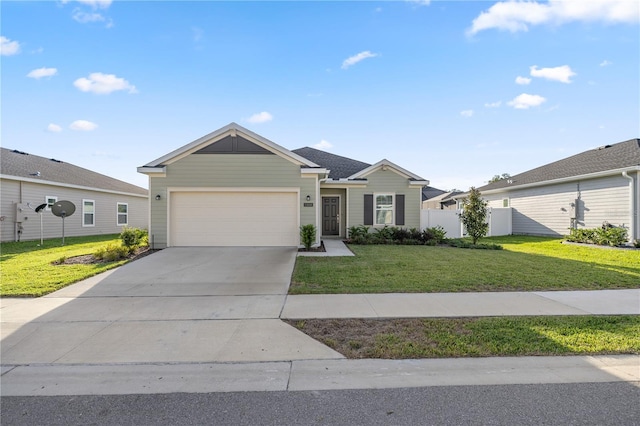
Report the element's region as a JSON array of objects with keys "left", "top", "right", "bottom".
[
  {"left": 409, "top": 180, "right": 430, "bottom": 186},
  {"left": 137, "top": 166, "right": 167, "bottom": 177},
  {"left": 478, "top": 166, "right": 640, "bottom": 196},
  {"left": 0, "top": 174, "right": 148, "bottom": 198},
  {"left": 349, "top": 159, "right": 427, "bottom": 181},
  {"left": 320, "top": 179, "right": 368, "bottom": 188}
]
